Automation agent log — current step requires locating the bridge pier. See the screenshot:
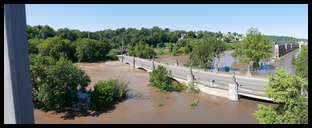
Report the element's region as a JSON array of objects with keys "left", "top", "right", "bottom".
[{"left": 228, "top": 83, "right": 238, "bottom": 101}]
